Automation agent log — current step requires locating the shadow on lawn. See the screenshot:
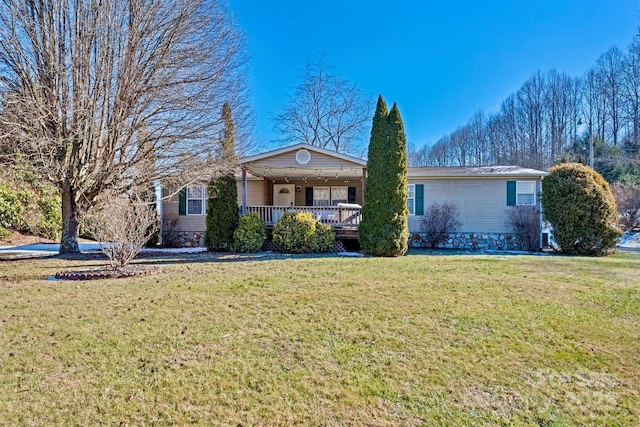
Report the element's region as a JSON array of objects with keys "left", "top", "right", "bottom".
[{"left": 135, "top": 251, "right": 361, "bottom": 267}]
